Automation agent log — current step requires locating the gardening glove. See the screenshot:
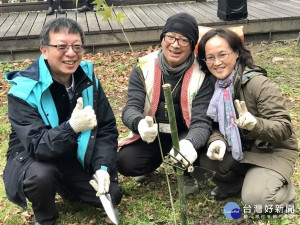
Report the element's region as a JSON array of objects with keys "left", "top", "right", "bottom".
[
  {"left": 138, "top": 116, "right": 158, "bottom": 144},
  {"left": 69, "top": 97, "right": 97, "bottom": 133},
  {"left": 169, "top": 139, "right": 197, "bottom": 165},
  {"left": 234, "top": 99, "right": 257, "bottom": 131},
  {"left": 207, "top": 140, "right": 226, "bottom": 161},
  {"left": 89, "top": 168, "right": 110, "bottom": 196}
]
